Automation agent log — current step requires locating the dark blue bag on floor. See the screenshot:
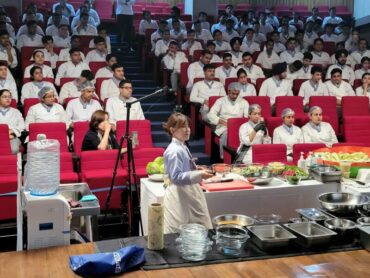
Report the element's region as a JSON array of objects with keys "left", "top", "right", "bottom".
[{"left": 69, "top": 245, "right": 145, "bottom": 276}]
